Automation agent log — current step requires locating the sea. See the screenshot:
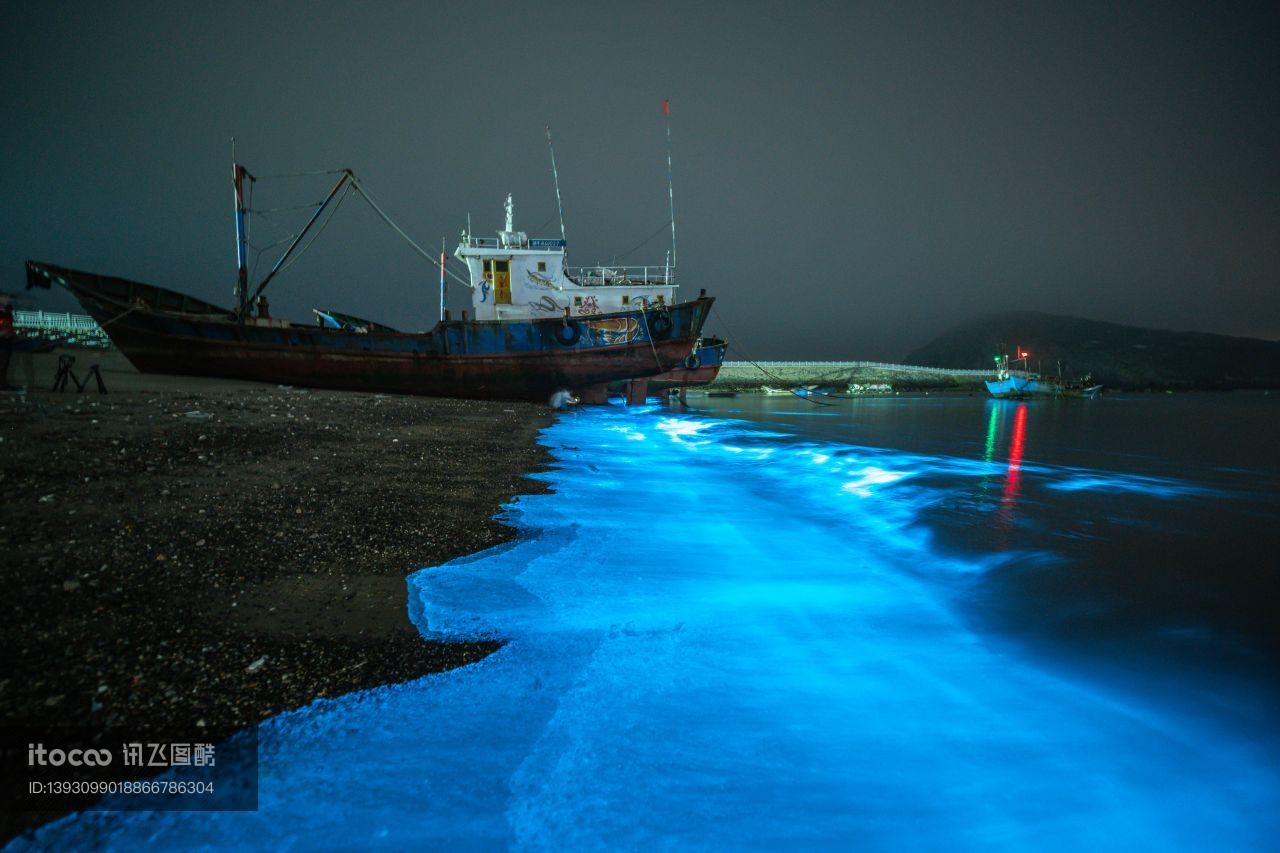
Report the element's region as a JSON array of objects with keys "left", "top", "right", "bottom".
[{"left": 20, "top": 392, "right": 1280, "bottom": 850}]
